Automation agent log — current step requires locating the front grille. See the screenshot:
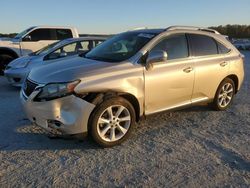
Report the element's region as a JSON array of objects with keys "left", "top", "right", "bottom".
[
  {"left": 13, "top": 77, "right": 21, "bottom": 83},
  {"left": 23, "top": 79, "right": 38, "bottom": 97}
]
